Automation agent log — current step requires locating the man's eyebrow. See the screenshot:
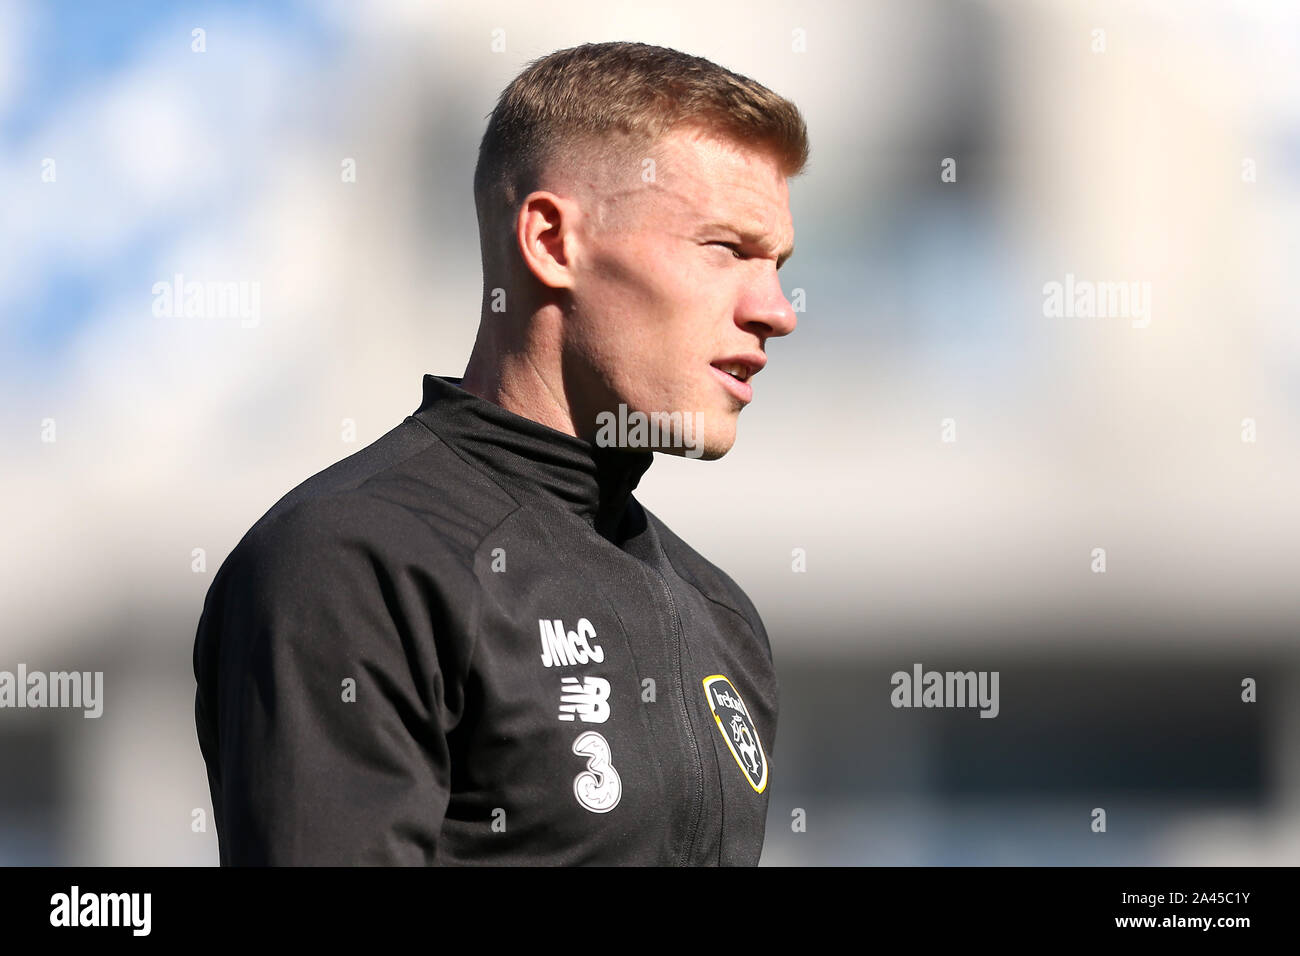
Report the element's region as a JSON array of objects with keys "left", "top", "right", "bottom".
[{"left": 697, "top": 221, "right": 795, "bottom": 269}]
